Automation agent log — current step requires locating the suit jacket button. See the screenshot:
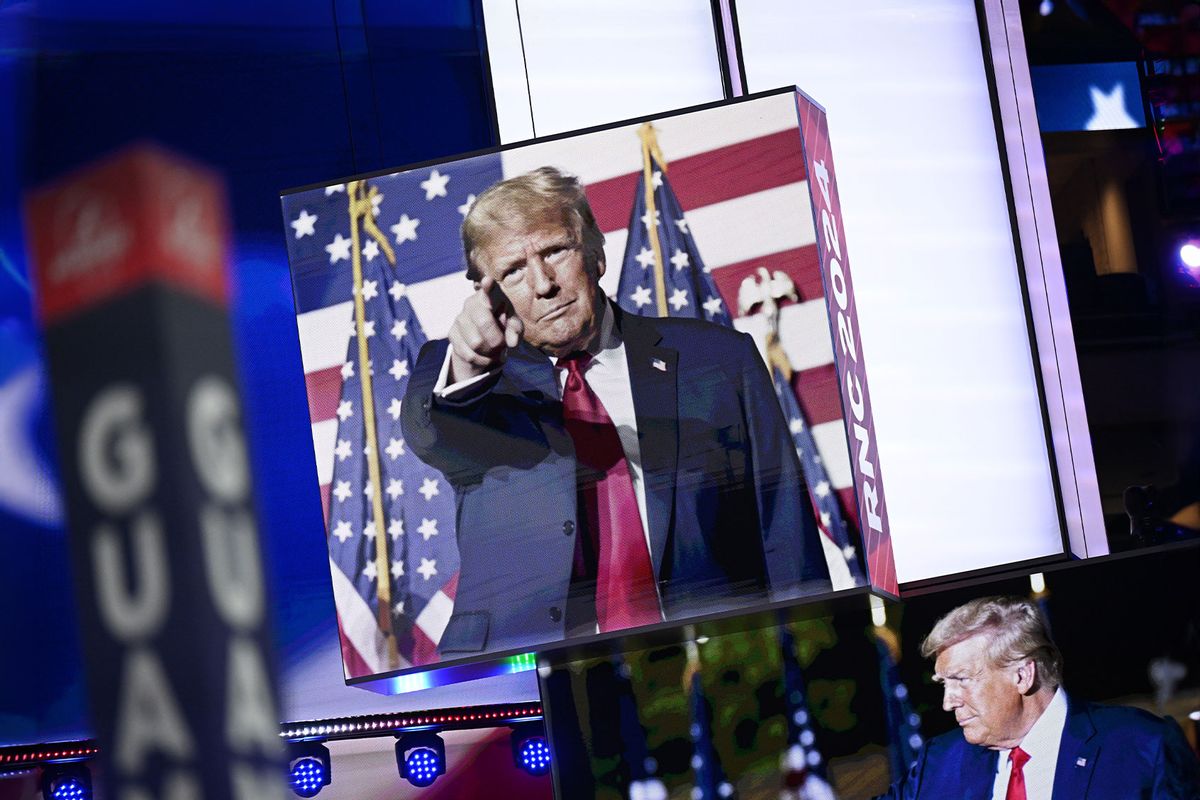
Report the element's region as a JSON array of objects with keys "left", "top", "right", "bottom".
[
  {"left": 548, "top": 606, "right": 562, "bottom": 622},
  {"left": 562, "top": 520, "right": 575, "bottom": 536}
]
